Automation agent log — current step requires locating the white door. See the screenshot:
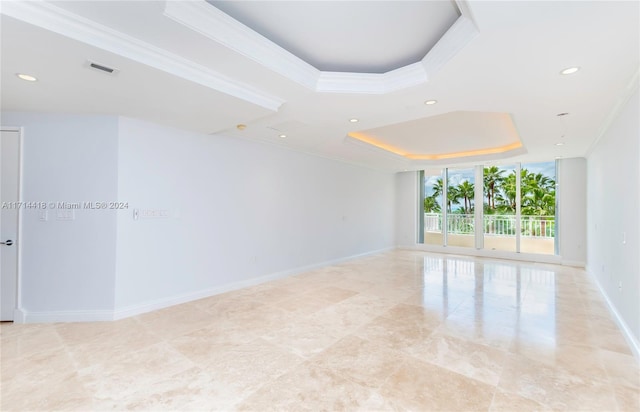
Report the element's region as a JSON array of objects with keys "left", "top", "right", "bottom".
[{"left": 1, "top": 129, "right": 20, "bottom": 321}]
